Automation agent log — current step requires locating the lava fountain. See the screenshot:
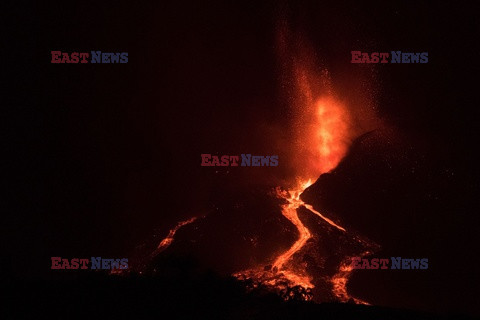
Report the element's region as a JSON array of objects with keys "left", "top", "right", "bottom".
[
  {"left": 233, "top": 22, "right": 378, "bottom": 302},
  {"left": 234, "top": 94, "right": 361, "bottom": 301},
  {"left": 146, "top": 21, "right": 378, "bottom": 304},
  {"left": 268, "top": 96, "right": 351, "bottom": 287}
]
